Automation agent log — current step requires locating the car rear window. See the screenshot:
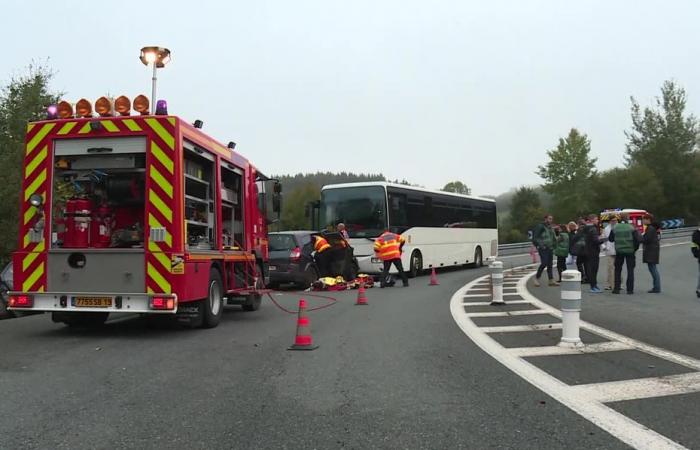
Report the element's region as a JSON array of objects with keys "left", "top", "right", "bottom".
[{"left": 269, "top": 234, "right": 297, "bottom": 251}]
